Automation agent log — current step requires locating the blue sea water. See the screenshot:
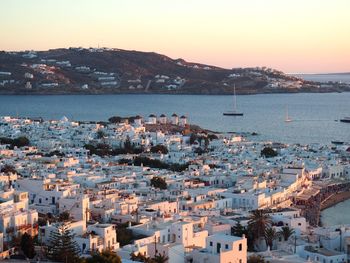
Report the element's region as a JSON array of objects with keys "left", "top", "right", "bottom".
[
  {"left": 293, "top": 73, "right": 350, "bottom": 83},
  {"left": 0, "top": 93, "right": 349, "bottom": 144}
]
